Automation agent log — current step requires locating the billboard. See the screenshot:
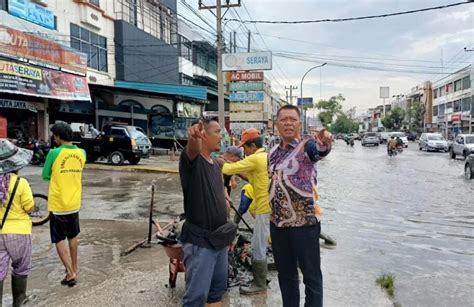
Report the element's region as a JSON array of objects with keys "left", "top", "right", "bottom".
[
  {"left": 229, "top": 91, "right": 265, "bottom": 102},
  {"left": 230, "top": 112, "right": 263, "bottom": 122},
  {"left": 228, "top": 82, "right": 265, "bottom": 92},
  {"left": 222, "top": 52, "right": 272, "bottom": 71},
  {"left": 0, "top": 25, "right": 87, "bottom": 75},
  {"left": 380, "top": 86, "right": 390, "bottom": 99},
  {"left": 297, "top": 97, "right": 313, "bottom": 106},
  {"left": 0, "top": 59, "right": 90, "bottom": 101},
  {"left": 230, "top": 102, "right": 263, "bottom": 112},
  {"left": 8, "top": 0, "right": 55, "bottom": 30},
  {"left": 229, "top": 71, "right": 264, "bottom": 82}
]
